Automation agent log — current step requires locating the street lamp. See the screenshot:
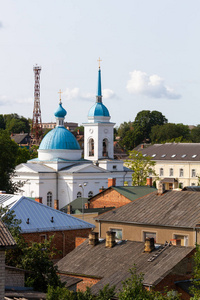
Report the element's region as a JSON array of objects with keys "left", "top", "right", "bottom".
[{"left": 79, "top": 183, "right": 87, "bottom": 220}]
